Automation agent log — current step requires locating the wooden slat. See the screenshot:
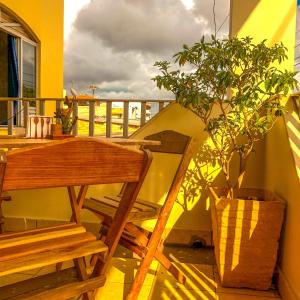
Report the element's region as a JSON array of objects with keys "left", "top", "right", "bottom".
[
  {"left": 105, "top": 195, "right": 161, "bottom": 212},
  {"left": 0, "top": 223, "right": 78, "bottom": 240},
  {"left": 85, "top": 197, "right": 160, "bottom": 222},
  {"left": 123, "top": 101, "right": 129, "bottom": 138},
  {"left": 3, "top": 138, "right": 145, "bottom": 191},
  {"left": 0, "top": 232, "right": 96, "bottom": 262},
  {"left": 140, "top": 102, "right": 146, "bottom": 126},
  {"left": 106, "top": 101, "right": 112, "bottom": 138},
  {"left": 0, "top": 226, "right": 86, "bottom": 249},
  {"left": 89, "top": 101, "right": 95, "bottom": 137},
  {"left": 0, "top": 240, "right": 107, "bottom": 276},
  {"left": 17, "top": 276, "right": 105, "bottom": 300},
  {"left": 144, "top": 130, "right": 190, "bottom": 154},
  {"left": 84, "top": 198, "right": 118, "bottom": 219},
  {"left": 0, "top": 137, "right": 161, "bottom": 148},
  {"left": 92, "top": 196, "right": 140, "bottom": 212}
]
